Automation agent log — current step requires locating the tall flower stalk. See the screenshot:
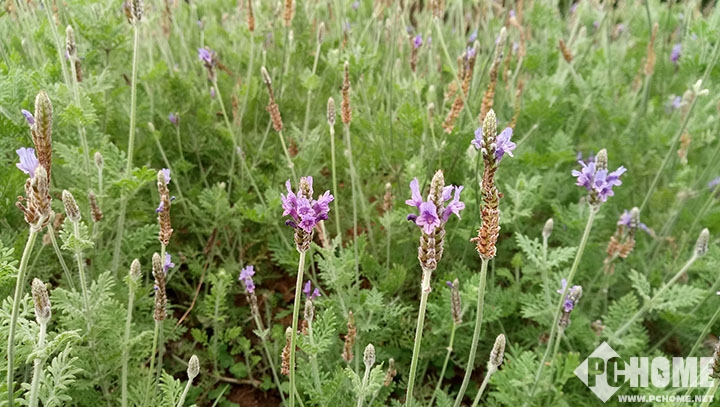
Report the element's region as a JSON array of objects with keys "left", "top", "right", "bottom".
[
  {"left": 239, "top": 266, "right": 286, "bottom": 403},
  {"left": 528, "top": 148, "right": 625, "bottom": 399},
  {"left": 8, "top": 92, "right": 54, "bottom": 407},
  {"left": 455, "top": 110, "right": 515, "bottom": 406},
  {"left": 470, "top": 334, "right": 506, "bottom": 407},
  {"left": 113, "top": 0, "right": 143, "bottom": 272},
  {"left": 121, "top": 259, "right": 141, "bottom": 407},
  {"left": 281, "top": 177, "right": 333, "bottom": 407},
  {"left": 429, "top": 280, "right": 462, "bottom": 406},
  {"left": 405, "top": 170, "right": 465, "bottom": 404},
  {"left": 28, "top": 279, "right": 51, "bottom": 407}
]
